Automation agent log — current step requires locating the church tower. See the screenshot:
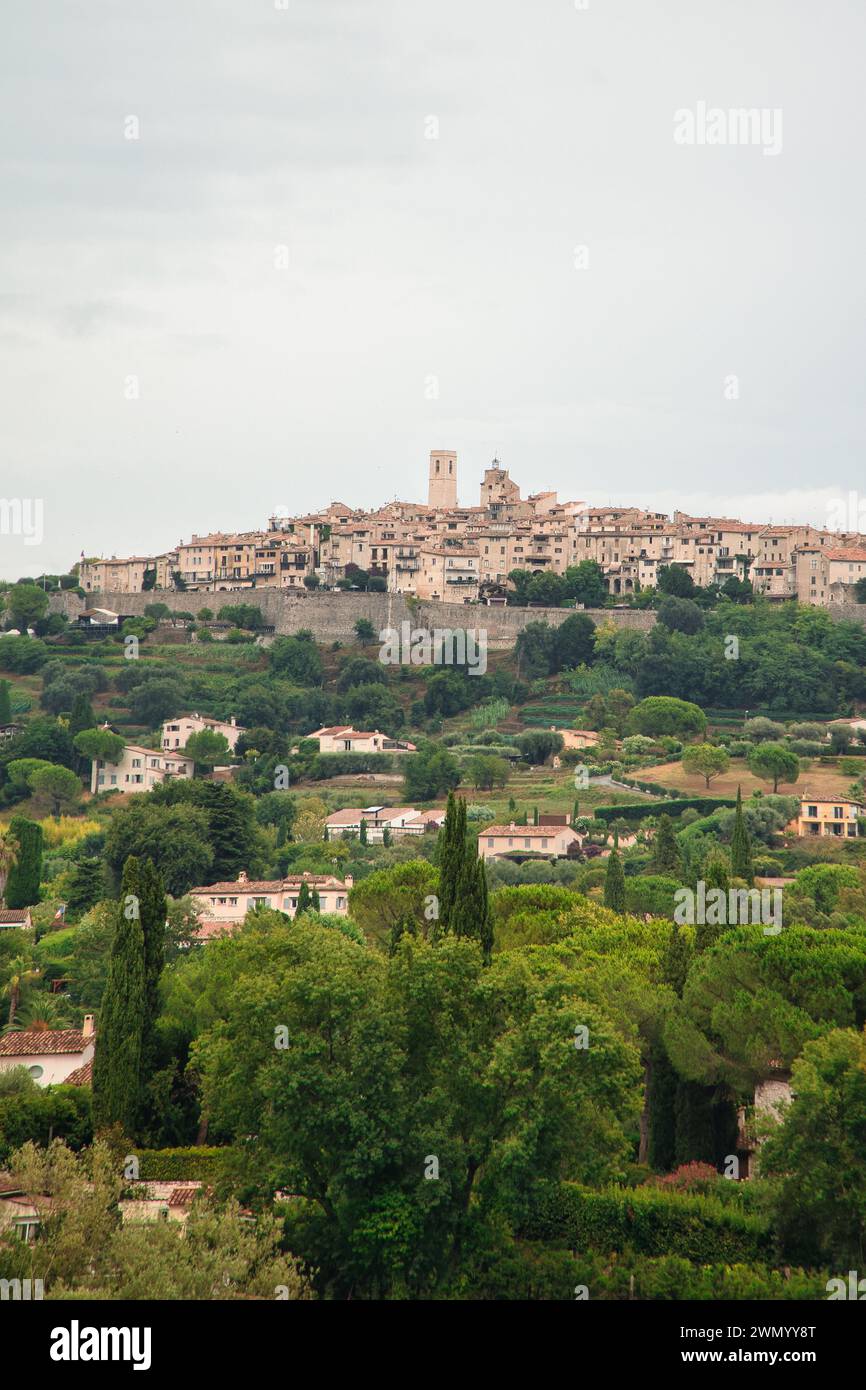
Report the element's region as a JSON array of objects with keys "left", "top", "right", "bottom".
[{"left": 428, "top": 450, "right": 458, "bottom": 509}]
